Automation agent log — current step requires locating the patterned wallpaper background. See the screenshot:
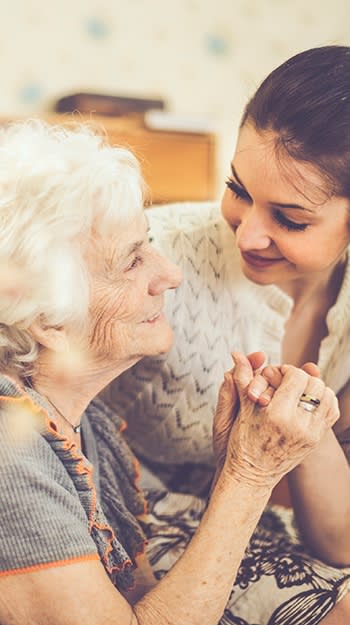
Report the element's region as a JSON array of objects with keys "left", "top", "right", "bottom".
[{"left": 1, "top": 0, "right": 350, "bottom": 194}]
